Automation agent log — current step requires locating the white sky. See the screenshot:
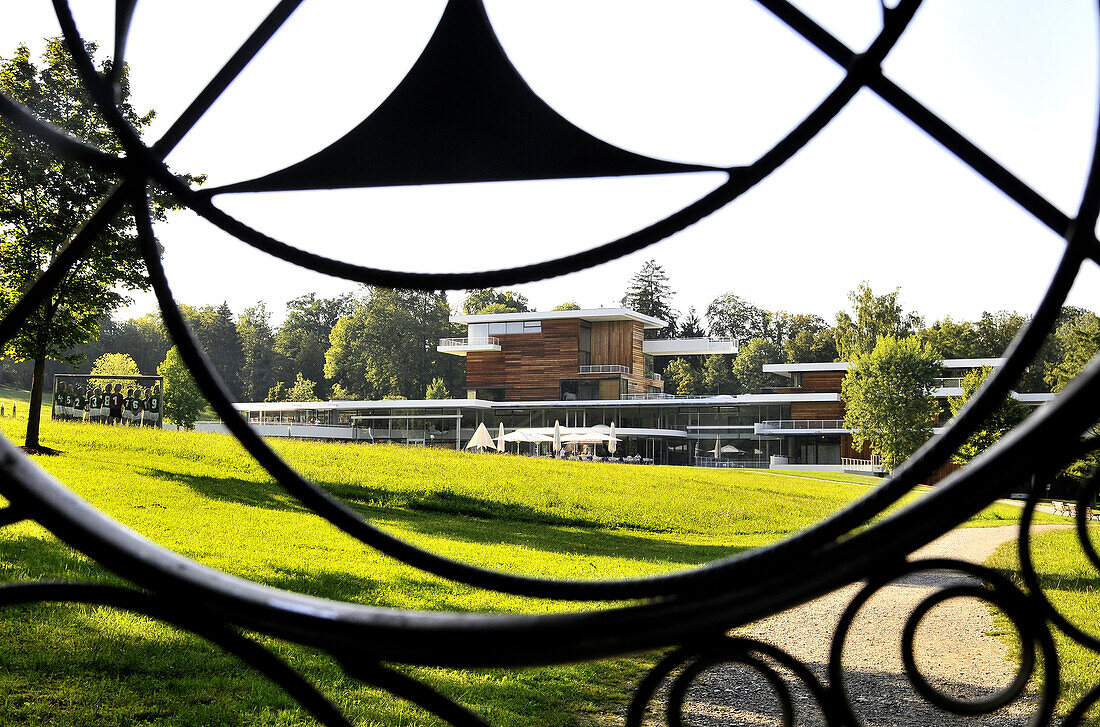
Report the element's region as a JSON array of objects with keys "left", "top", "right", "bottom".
[{"left": 3, "top": 1, "right": 1099, "bottom": 327}]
